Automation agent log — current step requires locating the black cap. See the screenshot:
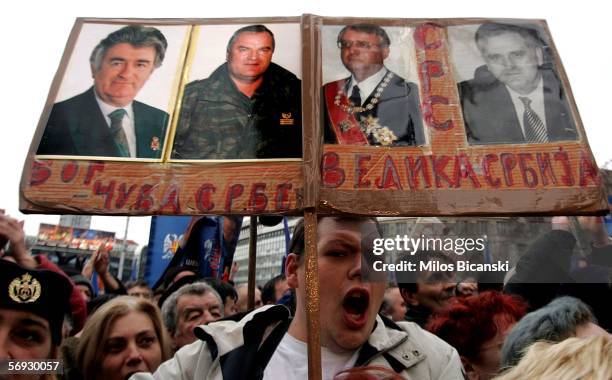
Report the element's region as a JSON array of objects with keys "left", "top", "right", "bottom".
[{"left": 0, "top": 259, "right": 72, "bottom": 344}]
